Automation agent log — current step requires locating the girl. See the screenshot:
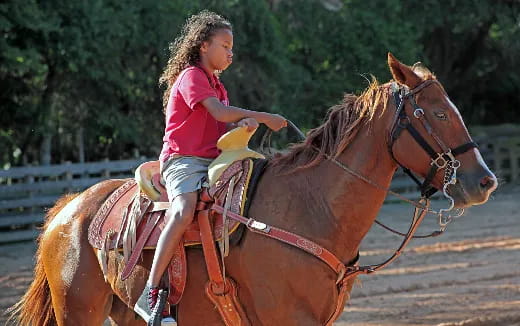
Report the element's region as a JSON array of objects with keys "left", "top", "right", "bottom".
[{"left": 134, "top": 10, "right": 287, "bottom": 326}]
